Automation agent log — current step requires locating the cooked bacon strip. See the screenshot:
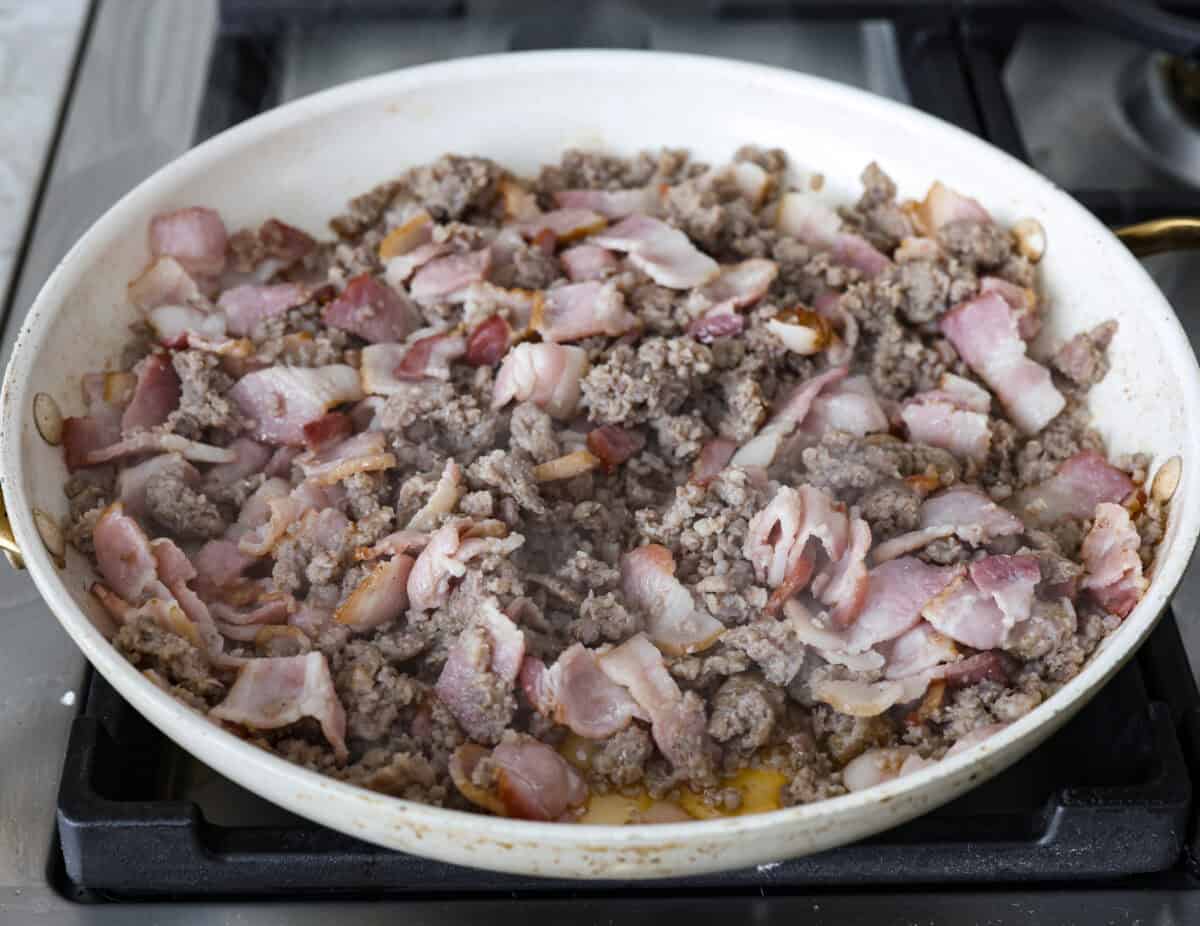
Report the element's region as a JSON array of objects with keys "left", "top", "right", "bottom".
[
  {"left": 384, "top": 241, "right": 452, "bottom": 287},
  {"left": 586, "top": 425, "right": 645, "bottom": 471},
  {"left": 813, "top": 678, "right": 907, "bottom": 718},
  {"left": 297, "top": 431, "right": 395, "bottom": 484},
  {"left": 797, "top": 374, "right": 889, "bottom": 442},
  {"left": 121, "top": 354, "right": 180, "bottom": 434},
  {"left": 301, "top": 412, "right": 353, "bottom": 452},
  {"left": 731, "top": 365, "right": 849, "bottom": 467},
  {"left": 492, "top": 342, "right": 588, "bottom": 420},
  {"left": 378, "top": 211, "right": 434, "bottom": 259},
  {"left": 1012, "top": 451, "right": 1135, "bottom": 527},
  {"left": 237, "top": 479, "right": 342, "bottom": 556},
  {"left": 395, "top": 331, "right": 467, "bottom": 382},
  {"left": 128, "top": 257, "right": 201, "bottom": 310},
  {"left": 335, "top": 553, "right": 414, "bottom": 630},
  {"left": 465, "top": 314, "right": 512, "bottom": 366},
  {"left": 554, "top": 188, "right": 657, "bottom": 218},
  {"left": 321, "top": 274, "right": 422, "bottom": 344},
  {"left": 598, "top": 633, "right": 716, "bottom": 776},
  {"left": 559, "top": 244, "right": 619, "bottom": 282},
  {"left": 589, "top": 214, "right": 719, "bottom": 289},
  {"left": 193, "top": 538, "right": 256, "bottom": 591},
  {"left": 258, "top": 218, "right": 316, "bottom": 264},
  {"left": 435, "top": 603, "right": 526, "bottom": 741},
  {"left": 940, "top": 291, "right": 1064, "bottom": 434},
  {"left": 147, "top": 304, "right": 227, "bottom": 347},
  {"left": 980, "top": 276, "right": 1040, "bottom": 340},
  {"left": 407, "top": 460, "right": 463, "bottom": 531},
  {"left": 845, "top": 557, "right": 964, "bottom": 652},
  {"left": 452, "top": 737, "right": 588, "bottom": 821},
  {"left": 900, "top": 398, "right": 990, "bottom": 463},
  {"left": 812, "top": 516, "right": 872, "bottom": 628},
  {"left": 917, "top": 181, "right": 991, "bottom": 232},
  {"left": 620, "top": 544, "right": 725, "bottom": 655},
  {"left": 220, "top": 283, "right": 308, "bottom": 336},
  {"left": 691, "top": 437, "right": 737, "bottom": 486},
  {"left": 537, "top": 280, "right": 638, "bottom": 342},
  {"left": 522, "top": 644, "right": 647, "bottom": 739},
  {"left": 936, "top": 373, "right": 992, "bottom": 413},
  {"left": 84, "top": 431, "right": 237, "bottom": 466},
  {"left": 149, "top": 537, "right": 239, "bottom": 667},
  {"left": 744, "top": 485, "right": 850, "bottom": 592},
  {"left": 1080, "top": 502, "right": 1147, "bottom": 618},
  {"left": 687, "top": 310, "right": 745, "bottom": 343},
  {"left": 357, "top": 529, "right": 430, "bottom": 561},
  {"left": 211, "top": 592, "right": 293, "bottom": 634},
  {"left": 776, "top": 192, "right": 891, "bottom": 277},
  {"left": 781, "top": 601, "right": 884, "bottom": 672},
  {"left": 93, "top": 503, "right": 160, "bottom": 604},
  {"left": 883, "top": 622, "right": 958, "bottom": 680},
  {"left": 410, "top": 248, "right": 492, "bottom": 304},
  {"left": 876, "top": 487, "right": 1023, "bottom": 563},
  {"left": 689, "top": 259, "right": 778, "bottom": 317},
  {"left": 211, "top": 652, "right": 347, "bottom": 761},
  {"left": 149, "top": 206, "right": 227, "bottom": 277},
  {"left": 406, "top": 521, "right": 521, "bottom": 612},
  {"left": 923, "top": 555, "right": 1040, "bottom": 650},
  {"left": 516, "top": 208, "right": 606, "bottom": 243},
  {"left": 229, "top": 364, "right": 363, "bottom": 445},
  {"left": 842, "top": 747, "right": 934, "bottom": 792}
]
